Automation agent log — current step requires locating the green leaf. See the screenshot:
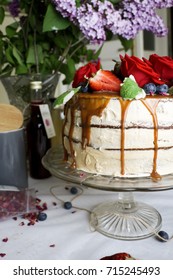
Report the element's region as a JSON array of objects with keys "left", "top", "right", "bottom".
[
  {"left": 118, "top": 36, "right": 133, "bottom": 52},
  {"left": 5, "top": 47, "right": 15, "bottom": 64},
  {"left": 12, "top": 46, "right": 23, "bottom": 65},
  {"left": 0, "top": 64, "right": 13, "bottom": 76},
  {"left": 75, "top": 0, "right": 82, "bottom": 7},
  {"left": 86, "top": 50, "right": 95, "bottom": 61},
  {"left": 53, "top": 87, "right": 81, "bottom": 108},
  {"left": 6, "top": 22, "right": 18, "bottom": 38},
  {"left": 26, "top": 44, "right": 43, "bottom": 64},
  {"left": 54, "top": 35, "right": 68, "bottom": 49},
  {"left": 60, "top": 63, "right": 75, "bottom": 85},
  {"left": 43, "top": 4, "right": 70, "bottom": 32},
  {"left": 16, "top": 64, "right": 28, "bottom": 75},
  {"left": 0, "top": 38, "right": 3, "bottom": 59},
  {"left": 109, "top": 0, "right": 122, "bottom": 4},
  {"left": 0, "top": 7, "right": 5, "bottom": 24},
  {"left": 67, "top": 57, "right": 76, "bottom": 76},
  {"left": 92, "top": 45, "right": 103, "bottom": 60}
]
